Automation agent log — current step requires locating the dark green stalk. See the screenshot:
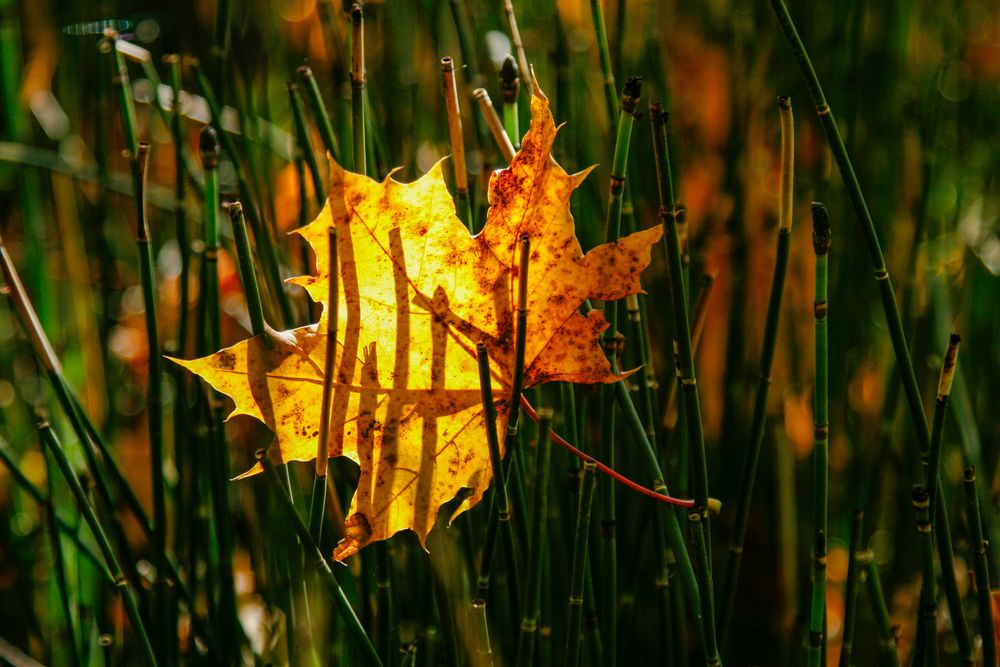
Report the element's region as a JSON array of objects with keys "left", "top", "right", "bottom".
[
  {"left": 229, "top": 201, "right": 267, "bottom": 338},
  {"left": 473, "top": 88, "right": 516, "bottom": 164},
  {"left": 446, "top": 0, "right": 491, "bottom": 154},
  {"left": 566, "top": 461, "right": 597, "bottom": 667},
  {"left": 963, "top": 468, "right": 996, "bottom": 667},
  {"left": 199, "top": 127, "right": 238, "bottom": 660},
  {"left": 650, "top": 103, "right": 719, "bottom": 666},
  {"left": 38, "top": 420, "right": 157, "bottom": 667},
  {"left": 718, "top": 97, "right": 795, "bottom": 647},
  {"left": 287, "top": 82, "right": 327, "bottom": 208},
  {"left": 809, "top": 201, "right": 831, "bottom": 667},
  {"left": 133, "top": 143, "right": 170, "bottom": 661},
  {"left": 211, "top": 0, "right": 231, "bottom": 93},
  {"left": 926, "top": 334, "right": 960, "bottom": 524},
  {"left": 912, "top": 485, "right": 937, "bottom": 667},
  {"left": 476, "top": 343, "right": 522, "bottom": 630},
  {"left": 351, "top": 4, "right": 366, "bottom": 175},
  {"left": 189, "top": 58, "right": 294, "bottom": 328},
  {"left": 298, "top": 64, "right": 342, "bottom": 164},
  {"left": 500, "top": 55, "right": 520, "bottom": 149},
  {"left": 860, "top": 551, "right": 900, "bottom": 667},
  {"left": 376, "top": 543, "right": 396, "bottom": 667},
  {"left": 688, "top": 511, "right": 720, "bottom": 667},
  {"left": 111, "top": 36, "right": 139, "bottom": 158},
  {"left": 42, "top": 445, "right": 83, "bottom": 667},
  {"left": 588, "top": 0, "right": 618, "bottom": 126},
  {"left": 310, "top": 228, "right": 338, "bottom": 542},
  {"left": 441, "top": 57, "right": 473, "bottom": 230},
  {"left": 257, "top": 449, "right": 383, "bottom": 666},
  {"left": 839, "top": 510, "right": 864, "bottom": 667},
  {"left": 518, "top": 408, "right": 553, "bottom": 665},
  {"left": 470, "top": 598, "right": 492, "bottom": 659},
  {"left": 598, "top": 76, "right": 641, "bottom": 666}
]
